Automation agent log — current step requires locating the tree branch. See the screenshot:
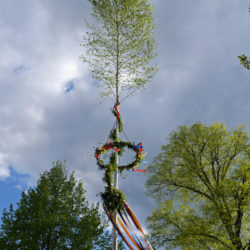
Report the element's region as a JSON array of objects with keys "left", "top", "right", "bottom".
[
  {"left": 167, "top": 180, "right": 212, "bottom": 201},
  {"left": 191, "top": 232, "right": 230, "bottom": 248}
]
